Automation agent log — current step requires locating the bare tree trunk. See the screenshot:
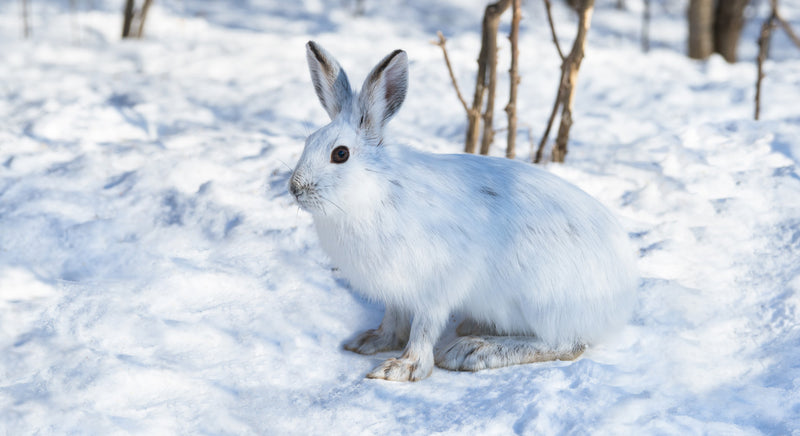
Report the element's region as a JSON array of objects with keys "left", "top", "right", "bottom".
[
  {"left": 566, "top": 0, "right": 580, "bottom": 11},
  {"left": 122, "top": 0, "right": 135, "bottom": 38},
  {"left": 551, "top": 0, "right": 594, "bottom": 164},
  {"left": 714, "top": 0, "right": 748, "bottom": 62},
  {"left": 20, "top": 0, "right": 30, "bottom": 38},
  {"left": 465, "top": 43, "right": 488, "bottom": 153},
  {"left": 688, "top": 0, "right": 714, "bottom": 59},
  {"left": 122, "top": 0, "right": 153, "bottom": 39},
  {"left": 436, "top": 1, "right": 513, "bottom": 156},
  {"left": 505, "top": 0, "right": 521, "bottom": 159},
  {"left": 476, "top": 0, "right": 511, "bottom": 155},
  {"left": 465, "top": 109, "right": 482, "bottom": 154}
]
